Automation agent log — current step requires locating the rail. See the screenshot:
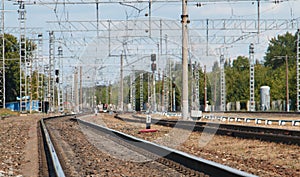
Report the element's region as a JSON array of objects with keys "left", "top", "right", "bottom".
[
  {"left": 120, "top": 114, "right": 300, "bottom": 146},
  {"left": 40, "top": 116, "right": 66, "bottom": 177},
  {"left": 76, "top": 118, "right": 257, "bottom": 177},
  {"left": 204, "top": 115, "right": 300, "bottom": 126}
]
